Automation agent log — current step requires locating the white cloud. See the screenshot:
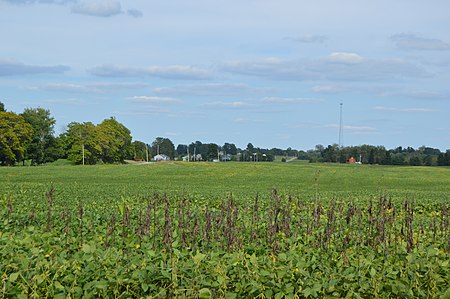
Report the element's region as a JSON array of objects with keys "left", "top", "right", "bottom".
[
  {"left": 127, "top": 8, "right": 143, "bottom": 18},
  {"left": 311, "top": 85, "right": 346, "bottom": 94},
  {"left": 33, "top": 82, "right": 150, "bottom": 93},
  {"left": 293, "top": 122, "right": 377, "bottom": 134},
  {"left": 328, "top": 52, "right": 365, "bottom": 64},
  {"left": 391, "top": 34, "right": 450, "bottom": 51},
  {"left": 262, "top": 97, "right": 322, "bottom": 104},
  {"left": 43, "top": 98, "right": 84, "bottom": 105},
  {"left": 2, "top": 0, "right": 76, "bottom": 4},
  {"left": 372, "top": 106, "right": 434, "bottom": 113},
  {"left": 127, "top": 96, "right": 179, "bottom": 104},
  {"left": 0, "top": 58, "right": 69, "bottom": 76},
  {"left": 153, "top": 83, "right": 266, "bottom": 97},
  {"left": 89, "top": 64, "right": 213, "bottom": 80},
  {"left": 326, "top": 124, "right": 377, "bottom": 133},
  {"left": 223, "top": 54, "right": 428, "bottom": 81},
  {"left": 285, "top": 34, "right": 327, "bottom": 43},
  {"left": 378, "top": 90, "right": 447, "bottom": 100},
  {"left": 71, "top": 1, "right": 122, "bottom": 17},
  {"left": 201, "top": 101, "right": 253, "bottom": 109}
]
